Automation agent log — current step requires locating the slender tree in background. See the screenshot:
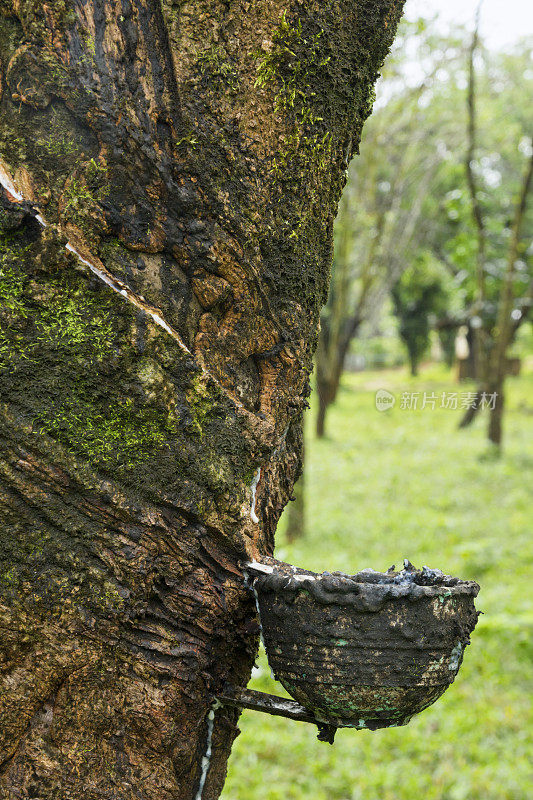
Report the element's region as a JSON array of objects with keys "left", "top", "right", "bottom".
[
  {"left": 485, "top": 149, "right": 533, "bottom": 444},
  {"left": 458, "top": 18, "right": 533, "bottom": 446},
  {"left": 285, "top": 471, "right": 306, "bottom": 541},
  {"left": 0, "top": 2, "right": 404, "bottom": 798}
]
